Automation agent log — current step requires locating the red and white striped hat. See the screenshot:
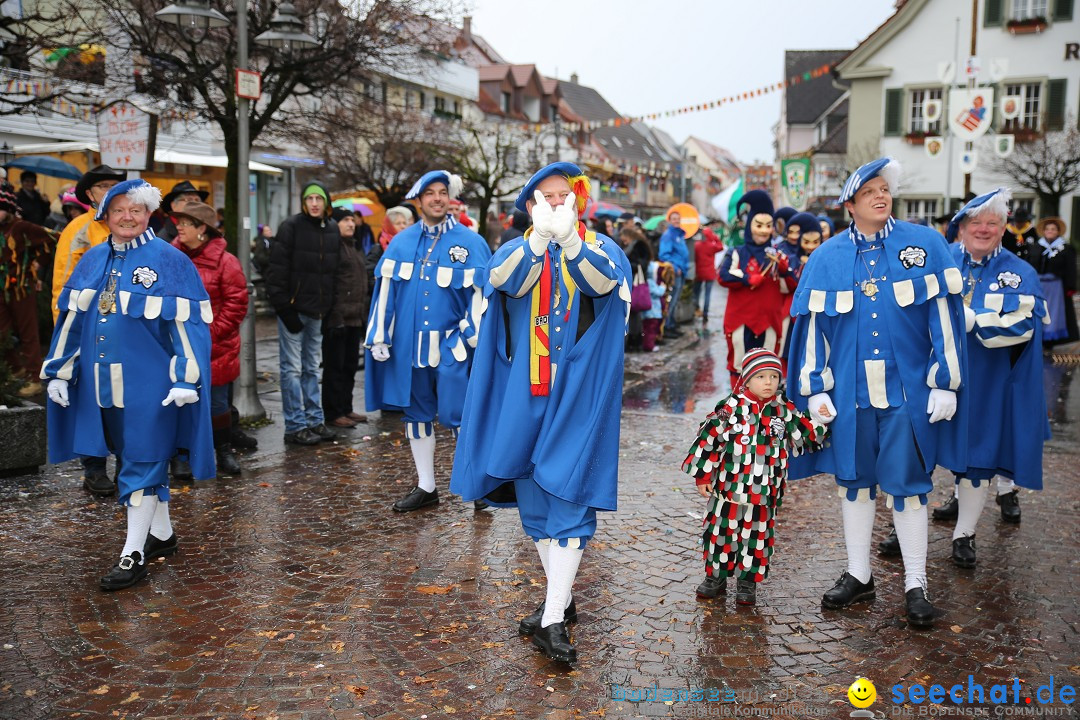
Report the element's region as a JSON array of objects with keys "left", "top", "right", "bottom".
[{"left": 737, "top": 348, "right": 783, "bottom": 389}]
